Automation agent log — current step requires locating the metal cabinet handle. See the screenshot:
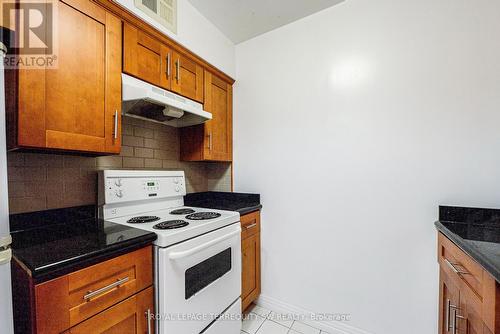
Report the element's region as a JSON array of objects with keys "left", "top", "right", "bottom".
[
  {"left": 84, "top": 277, "right": 129, "bottom": 301},
  {"left": 451, "top": 308, "right": 468, "bottom": 334},
  {"left": 245, "top": 223, "right": 257, "bottom": 229},
  {"left": 113, "top": 110, "right": 118, "bottom": 140},
  {"left": 451, "top": 308, "right": 457, "bottom": 334},
  {"left": 208, "top": 132, "right": 212, "bottom": 150},
  {"left": 175, "top": 59, "right": 180, "bottom": 82},
  {"left": 446, "top": 299, "right": 459, "bottom": 331},
  {"left": 145, "top": 309, "right": 152, "bottom": 334},
  {"left": 445, "top": 259, "right": 470, "bottom": 275},
  {"left": 166, "top": 53, "right": 171, "bottom": 78}
]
